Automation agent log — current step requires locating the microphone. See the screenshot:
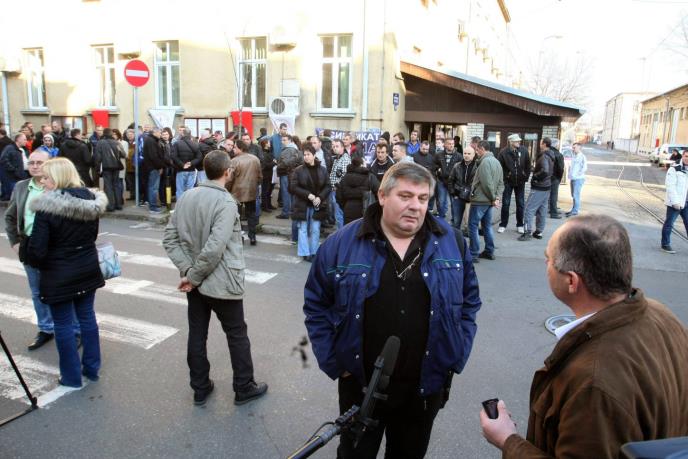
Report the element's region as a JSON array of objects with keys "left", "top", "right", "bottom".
[
  {"left": 286, "top": 336, "right": 401, "bottom": 458},
  {"left": 353, "top": 335, "right": 400, "bottom": 447}
]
